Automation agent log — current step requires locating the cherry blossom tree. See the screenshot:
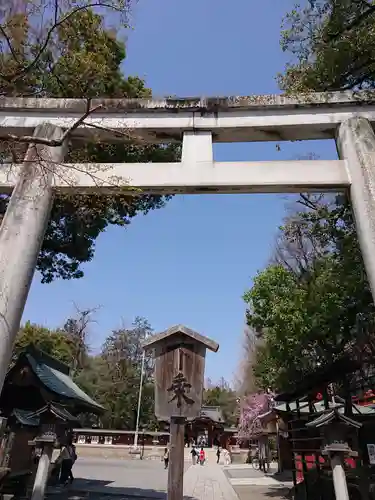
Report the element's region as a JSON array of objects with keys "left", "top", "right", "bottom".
[{"left": 238, "top": 392, "right": 275, "bottom": 438}]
